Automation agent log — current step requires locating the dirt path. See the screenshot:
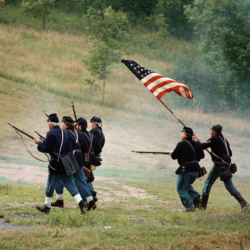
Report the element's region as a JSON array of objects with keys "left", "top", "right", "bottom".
[
  {"left": 0, "top": 218, "right": 35, "bottom": 231},
  {"left": 0, "top": 162, "right": 113, "bottom": 183},
  {"left": 0, "top": 162, "right": 183, "bottom": 213}
]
